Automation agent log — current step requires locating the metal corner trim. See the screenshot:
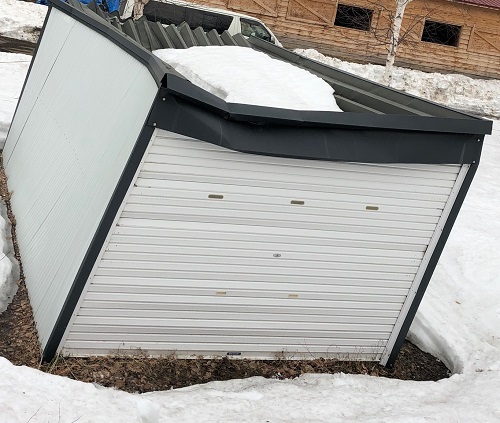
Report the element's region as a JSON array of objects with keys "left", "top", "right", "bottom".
[
  {"left": 42, "top": 95, "right": 159, "bottom": 362},
  {"left": 384, "top": 160, "right": 480, "bottom": 368}
]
